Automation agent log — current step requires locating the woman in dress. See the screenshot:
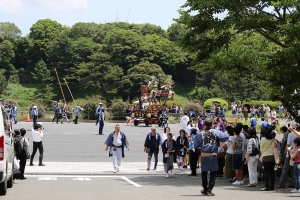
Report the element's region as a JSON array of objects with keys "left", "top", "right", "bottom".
[
  {"left": 176, "top": 129, "right": 188, "bottom": 171},
  {"left": 162, "top": 133, "right": 177, "bottom": 177}
]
